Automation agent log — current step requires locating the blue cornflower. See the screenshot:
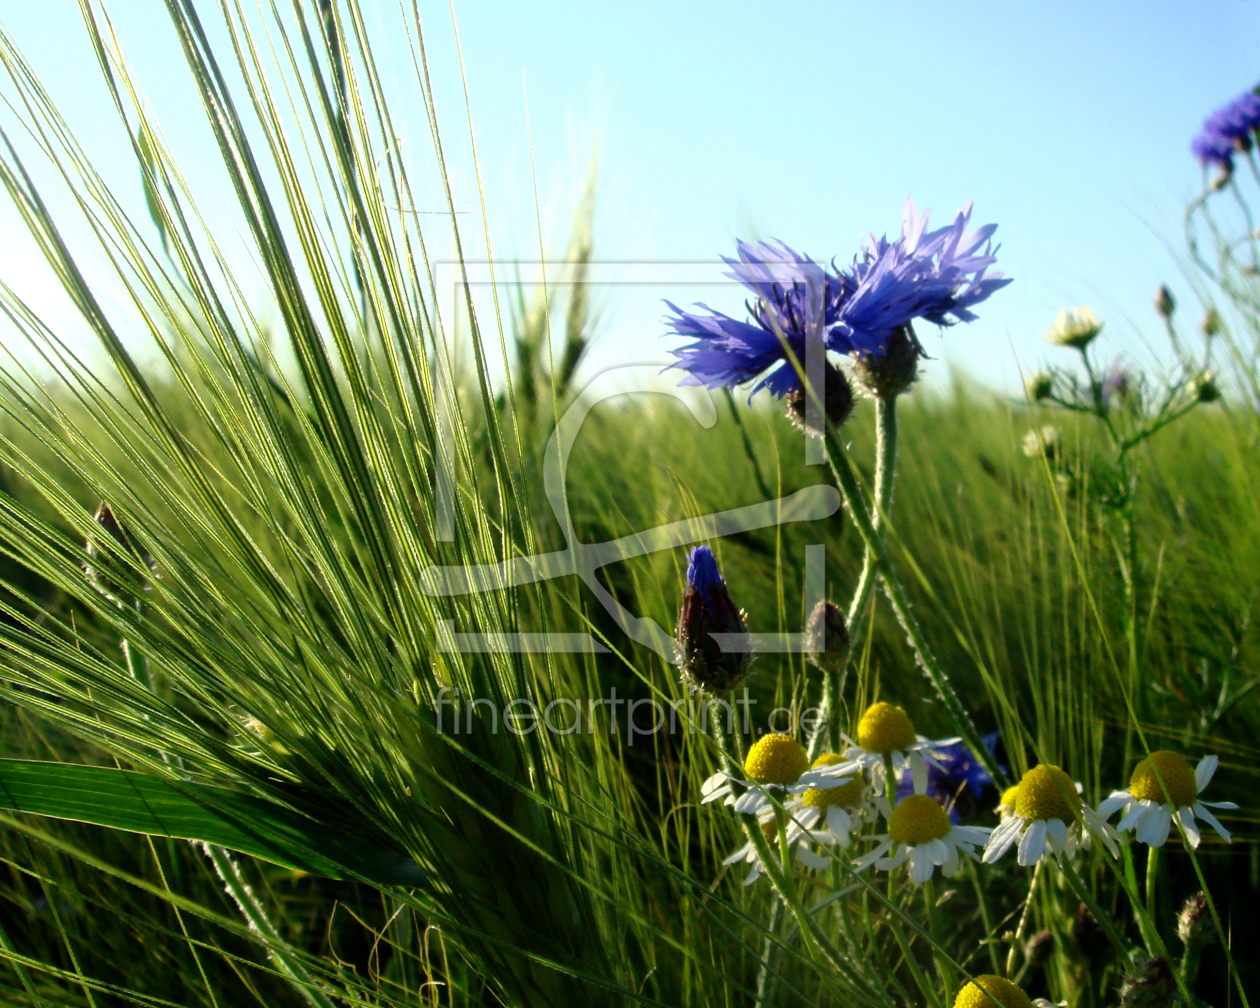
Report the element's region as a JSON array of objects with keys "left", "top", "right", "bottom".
[
  {"left": 1192, "top": 90, "right": 1260, "bottom": 171},
  {"left": 664, "top": 240, "right": 851, "bottom": 399},
  {"left": 896, "top": 732, "right": 1003, "bottom": 824},
  {"left": 835, "top": 199, "right": 1011, "bottom": 358}
]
